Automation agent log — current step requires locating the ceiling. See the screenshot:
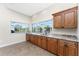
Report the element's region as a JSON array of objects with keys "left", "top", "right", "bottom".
[{"left": 5, "top": 3, "right": 53, "bottom": 17}]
